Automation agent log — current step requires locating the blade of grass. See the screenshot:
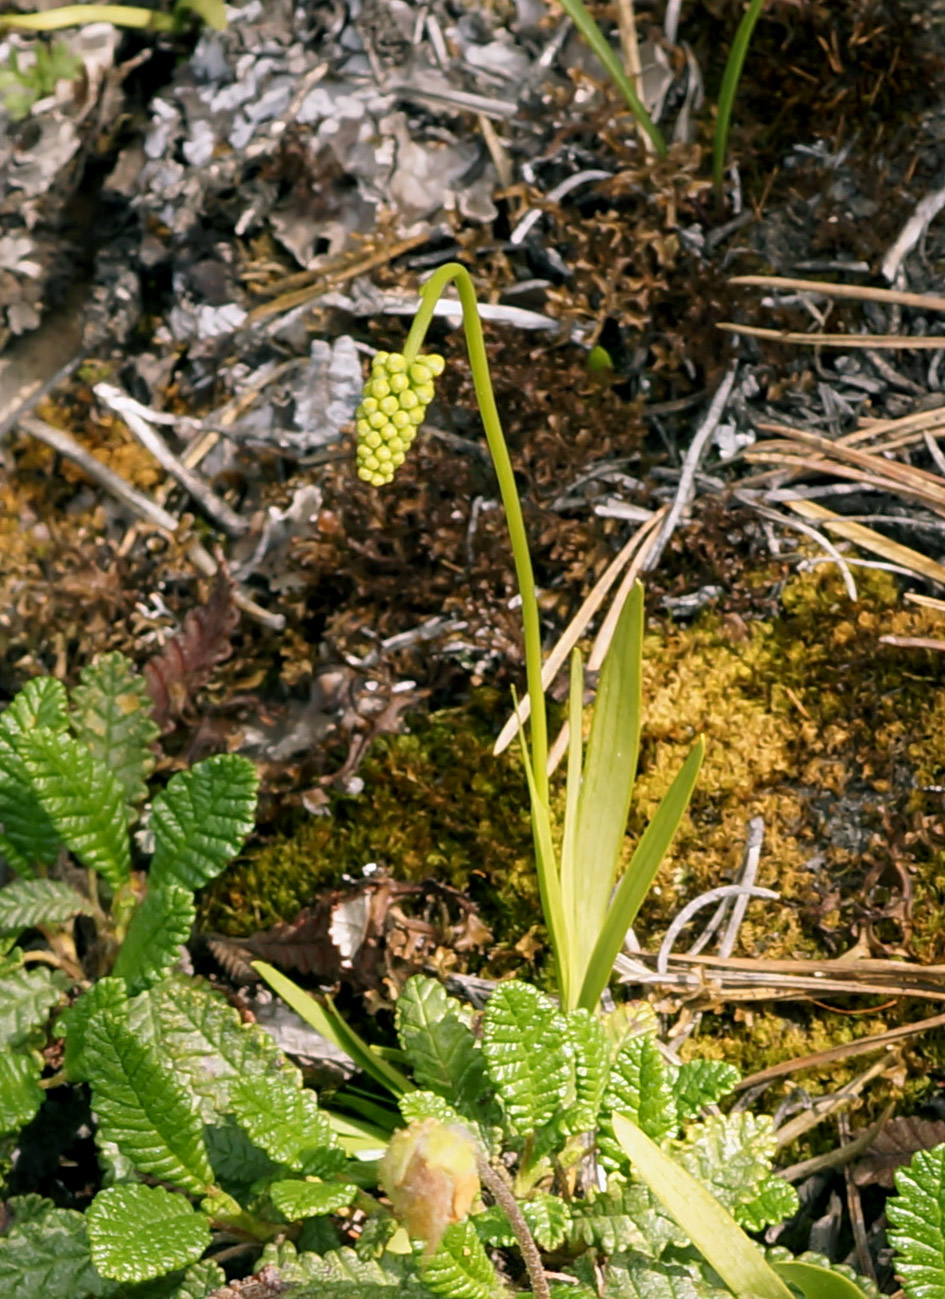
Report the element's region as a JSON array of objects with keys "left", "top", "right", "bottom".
[
  {"left": 555, "top": 0, "right": 666, "bottom": 156},
  {"left": 713, "top": 0, "right": 766, "bottom": 194},
  {"left": 559, "top": 648, "right": 585, "bottom": 930},
  {"left": 568, "top": 583, "right": 644, "bottom": 985},
  {"left": 252, "top": 961, "right": 413, "bottom": 1098},
  {"left": 578, "top": 736, "right": 704, "bottom": 1011},
  {"left": 612, "top": 1114, "right": 794, "bottom": 1299}
]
